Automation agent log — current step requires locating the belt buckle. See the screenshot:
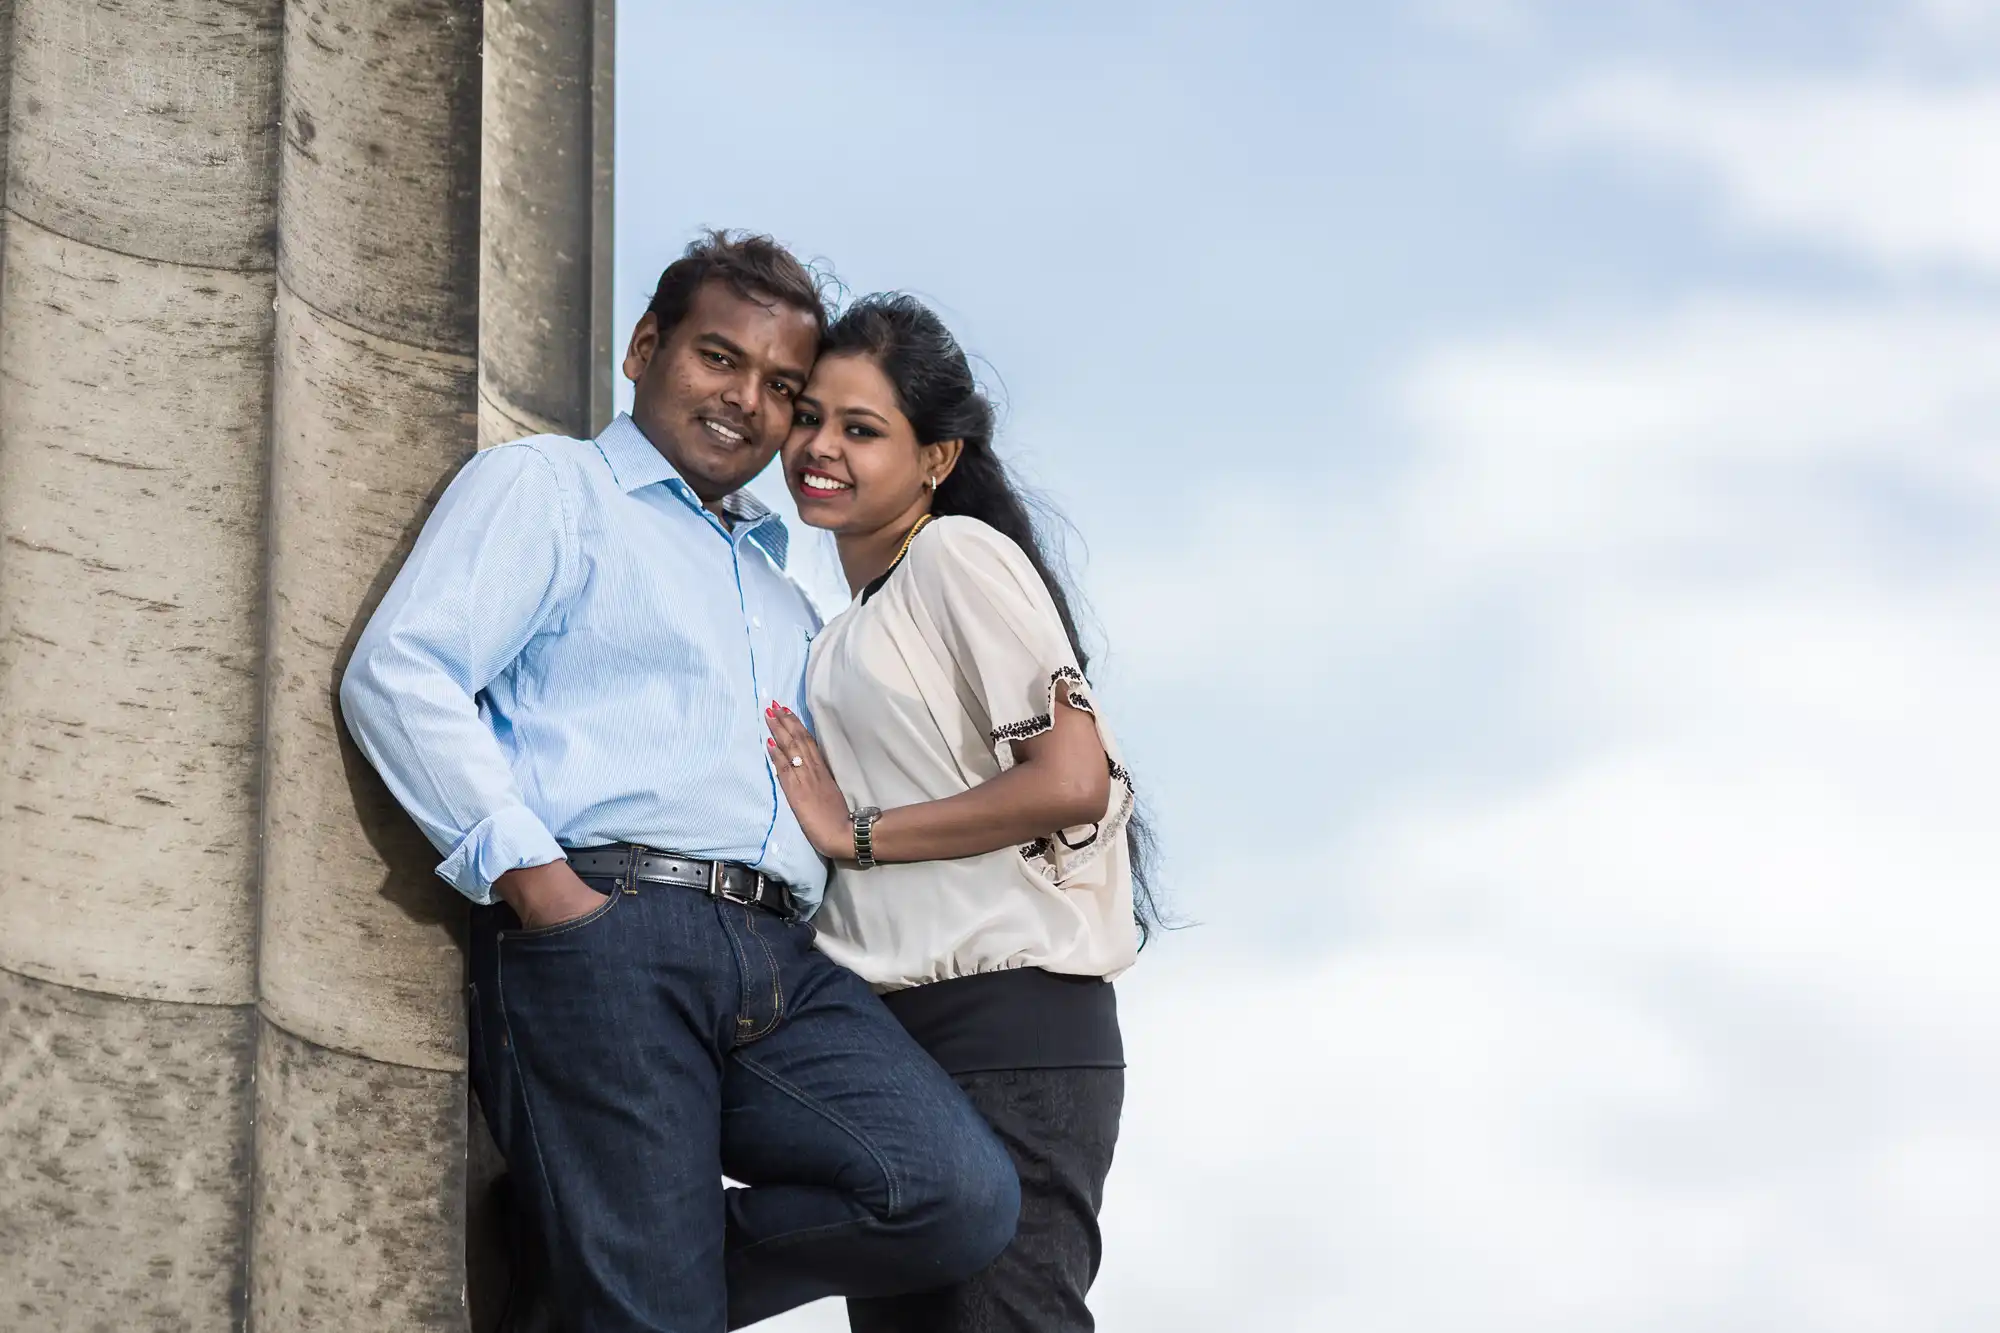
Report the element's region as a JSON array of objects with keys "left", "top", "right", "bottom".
[{"left": 713, "top": 861, "right": 756, "bottom": 908}]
